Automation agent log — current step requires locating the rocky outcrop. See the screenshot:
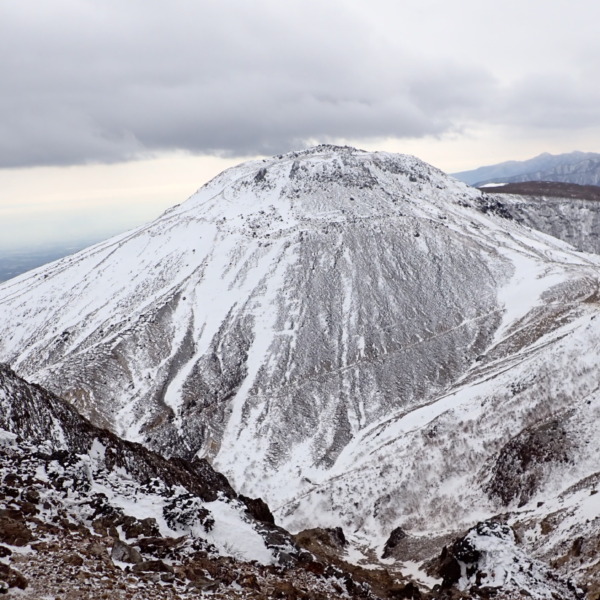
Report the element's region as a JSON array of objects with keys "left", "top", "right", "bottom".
[
  {"left": 382, "top": 527, "right": 408, "bottom": 559},
  {"left": 493, "top": 189, "right": 600, "bottom": 255},
  {"left": 0, "top": 363, "right": 236, "bottom": 503},
  {"left": 486, "top": 419, "right": 572, "bottom": 506},
  {"left": 434, "top": 521, "right": 584, "bottom": 599}
]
